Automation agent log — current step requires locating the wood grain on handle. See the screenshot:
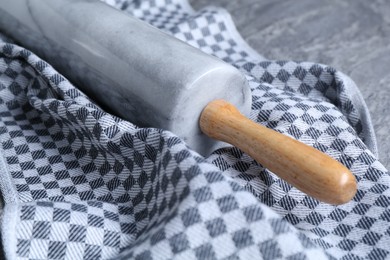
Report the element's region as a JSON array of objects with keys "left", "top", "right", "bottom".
[{"left": 200, "top": 100, "right": 357, "bottom": 205}]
